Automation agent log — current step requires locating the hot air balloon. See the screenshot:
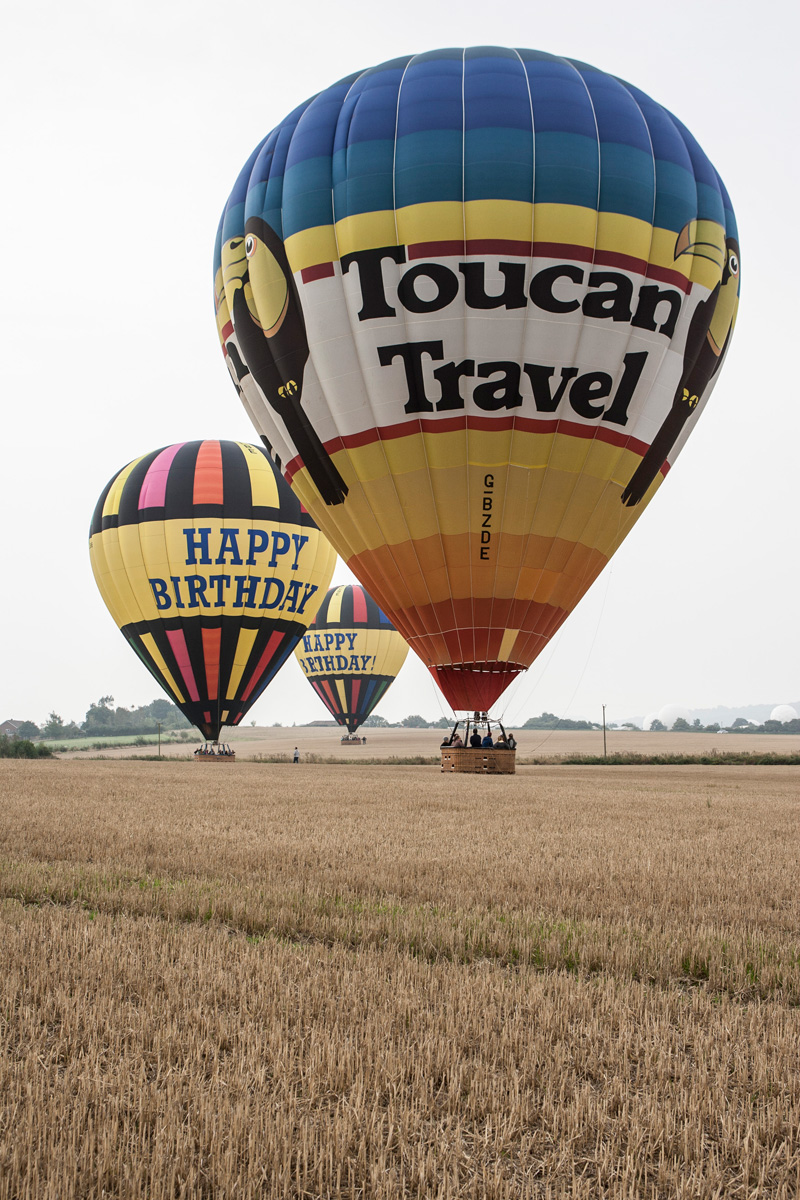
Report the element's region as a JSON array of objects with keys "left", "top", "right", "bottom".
[
  {"left": 294, "top": 583, "right": 408, "bottom": 733},
  {"left": 214, "top": 47, "right": 740, "bottom": 712},
  {"left": 89, "top": 440, "right": 336, "bottom": 741}
]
